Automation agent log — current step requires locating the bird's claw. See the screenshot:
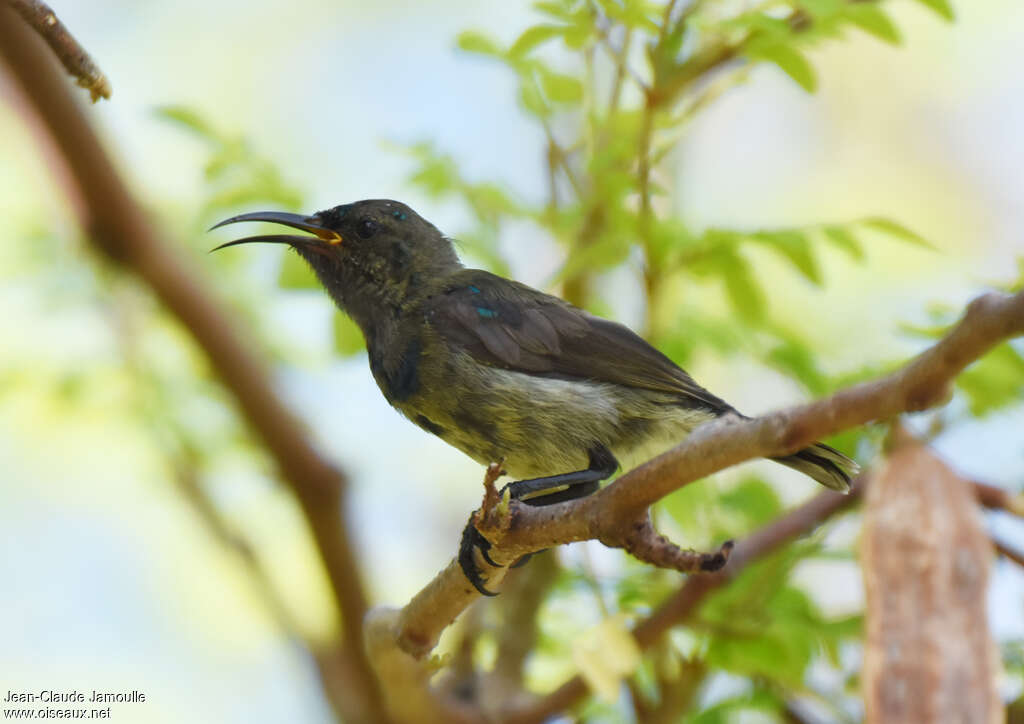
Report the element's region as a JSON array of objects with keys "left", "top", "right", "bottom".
[
  {"left": 458, "top": 512, "right": 540, "bottom": 594},
  {"left": 459, "top": 515, "right": 500, "bottom": 596}
]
